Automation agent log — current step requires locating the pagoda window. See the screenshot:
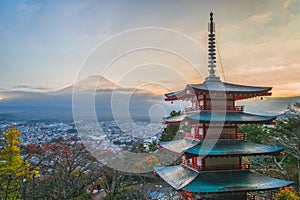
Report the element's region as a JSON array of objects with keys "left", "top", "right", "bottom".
[
  {"left": 199, "top": 100, "right": 204, "bottom": 106},
  {"left": 199, "top": 100, "right": 204, "bottom": 110},
  {"left": 199, "top": 127, "right": 204, "bottom": 139},
  {"left": 191, "top": 127, "right": 195, "bottom": 137},
  {"left": 196, "top": 157, "right": 203, "bottom": 167},
  {"left": 192, "top": 101, "right": 197, "bottom": 109},
  {"left": 186, "top": 90, "right": 190, "bottom": 94},
  {"left": 182, "top": 154, "right": 188, "bottom": 160}
]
